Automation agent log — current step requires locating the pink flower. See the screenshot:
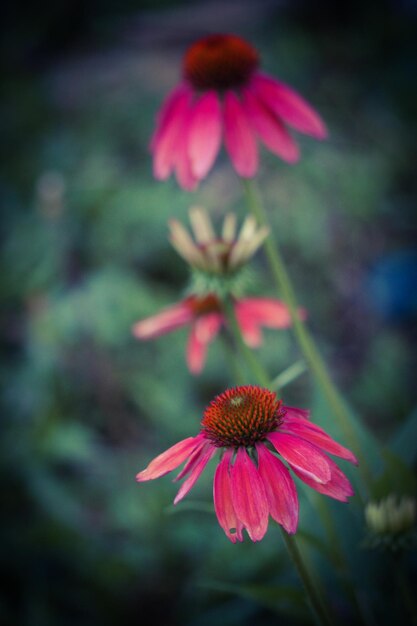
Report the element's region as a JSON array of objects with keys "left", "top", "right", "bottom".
[
  {"left": 151, "top": 33, "right": 327, "bottom": 190},
  {"left": 132, "top": 293, "right": 301, "bottom": 374},
  {"left": 137, "top": 386, "right": 357, "bottom": 542}
]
